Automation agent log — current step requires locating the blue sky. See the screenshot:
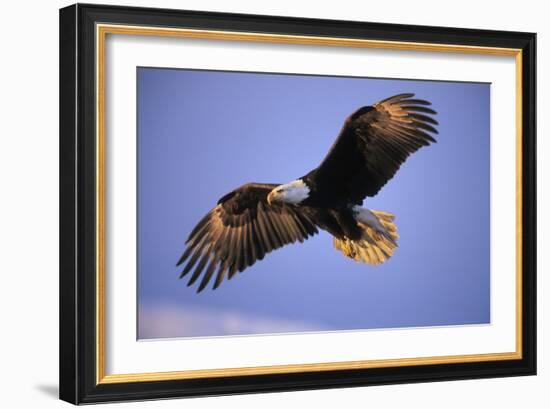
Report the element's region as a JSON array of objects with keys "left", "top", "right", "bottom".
[{"left": 137, "top": 67, "right": 490, "bottom": 339}]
